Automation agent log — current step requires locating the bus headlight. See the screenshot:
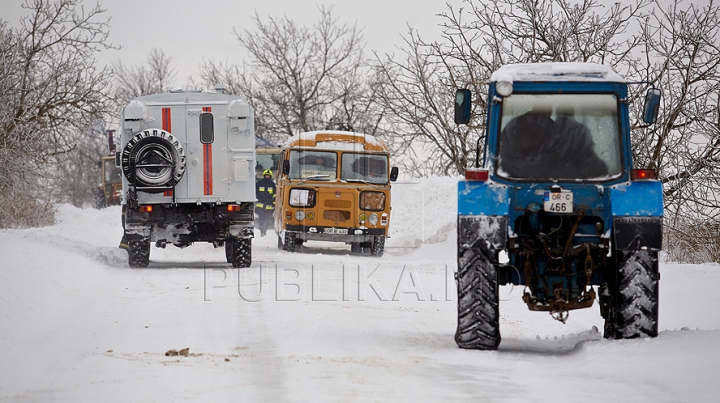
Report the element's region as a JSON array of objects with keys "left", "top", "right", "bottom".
[
  {"left": 369, "top": 213, "right": 379, "bottom": 225},
  {"left": 295, "top": 210, "right": 305, "bottom": 221}
]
